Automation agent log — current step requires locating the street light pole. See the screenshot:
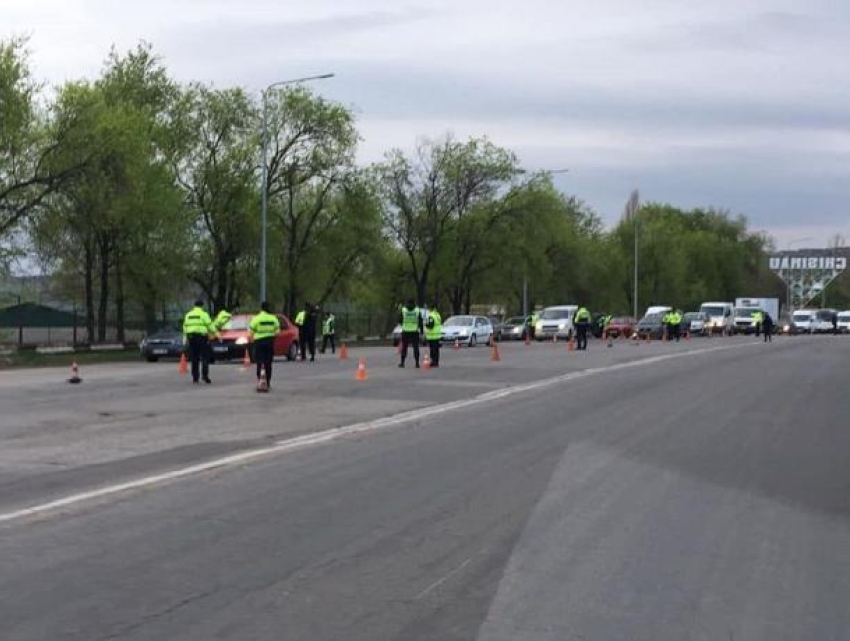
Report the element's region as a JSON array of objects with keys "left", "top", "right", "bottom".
[
  {"left": 521, "top": 168, "right": 568, "bottom": 318},
  {"left": 260, "top": 73, "right": 334, "bottom": 304}
]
